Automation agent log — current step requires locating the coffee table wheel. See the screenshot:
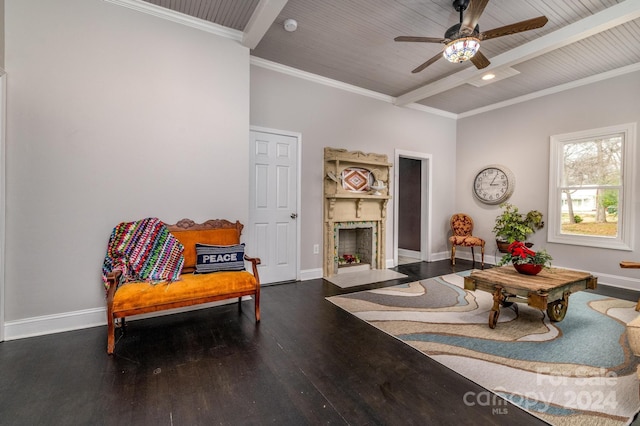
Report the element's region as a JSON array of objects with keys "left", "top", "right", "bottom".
[
  {"left": 547, "top": 299, "right": 568, "bottom": 322},
  {"left": 489, "top": 309, "right": 499, "bottom": 329}
]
